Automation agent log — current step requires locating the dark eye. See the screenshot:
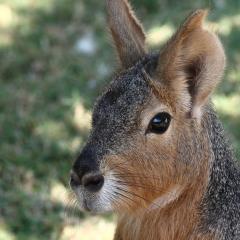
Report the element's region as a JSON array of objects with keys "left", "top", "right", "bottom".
[{"left": 148, "top": 112, "right": 171, "bottom": 134}]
